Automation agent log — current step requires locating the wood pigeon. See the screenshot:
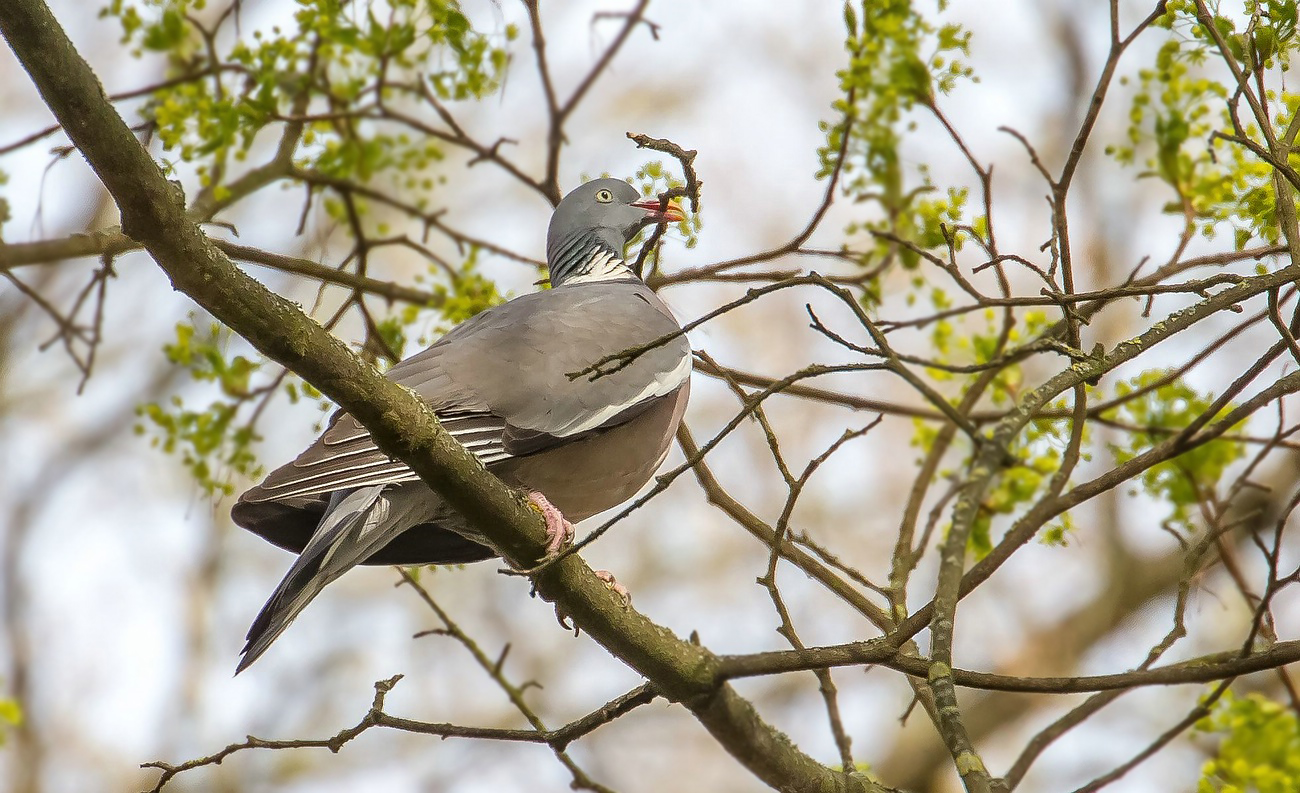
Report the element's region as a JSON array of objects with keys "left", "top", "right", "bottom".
[{"left": 230, "top": 178, "right": 690, "bottom": 672}]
